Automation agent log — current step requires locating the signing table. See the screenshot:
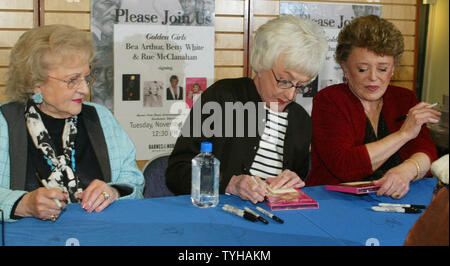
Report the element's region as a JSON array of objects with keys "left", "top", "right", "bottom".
[{"left": 3, "top": 178, "right": 437, "bottom": 246}]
